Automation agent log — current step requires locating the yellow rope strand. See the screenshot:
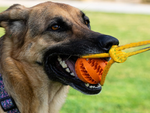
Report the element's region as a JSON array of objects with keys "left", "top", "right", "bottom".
[
  {"left": 100, "top": 59, "right": 114, "bottom": 85},
  {"left": 82, "top": 40, "right": 150, "bottom": 86}
]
